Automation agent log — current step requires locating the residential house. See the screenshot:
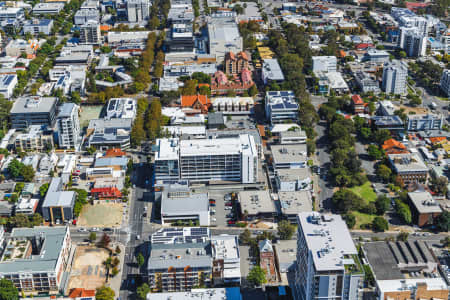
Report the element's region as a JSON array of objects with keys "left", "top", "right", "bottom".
[
  {"left": 351, "top": 94, "right": 365, "bottom": 114},
  {"left": 90, "top": 187, "right": 122, "bottom": 203},
  {"left": 382, "top": 138, "right": 409, "bottom": 155},
  {"left": 180, "top": 95, "right": 211, "bottom": 114},
  {"left": 259, "top": 239, "right": 277, "bottom": 282}
]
